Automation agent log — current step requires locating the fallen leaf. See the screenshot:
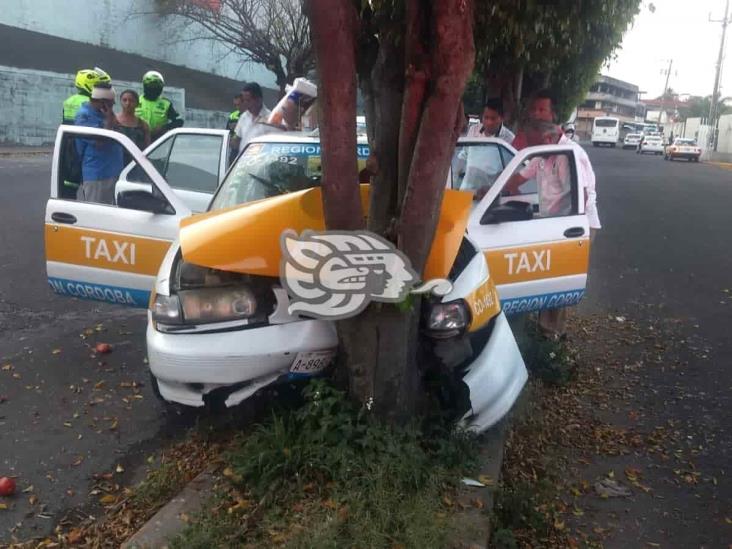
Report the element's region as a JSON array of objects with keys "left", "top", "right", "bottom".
[
  {"left": 52, "top": 349, "right": 62, "bottom": 355},
  {"left": 67, "top": 528, "right": 83, "bottom": 544},
  {"left": 0, "top": 503, "right": 7, "bottom": 510},
  {"left": 99, "top": 494, "right": 116, "bottom": 505},
  {"left": 594, "top": 478, "right": 631, "bottom": 498},
  {"left": 115, "top": 464, "right": 124, "bottom": 474},
  {"left": 477, "top": 474, "right": 495, "bottom": 486}
]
